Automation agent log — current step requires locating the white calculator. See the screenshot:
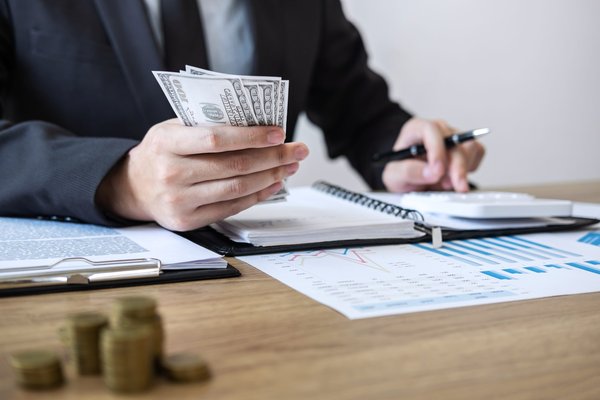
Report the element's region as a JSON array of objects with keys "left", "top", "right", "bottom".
[{"left": 400, "top": 191, "right": 573, "bottom": 219}]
